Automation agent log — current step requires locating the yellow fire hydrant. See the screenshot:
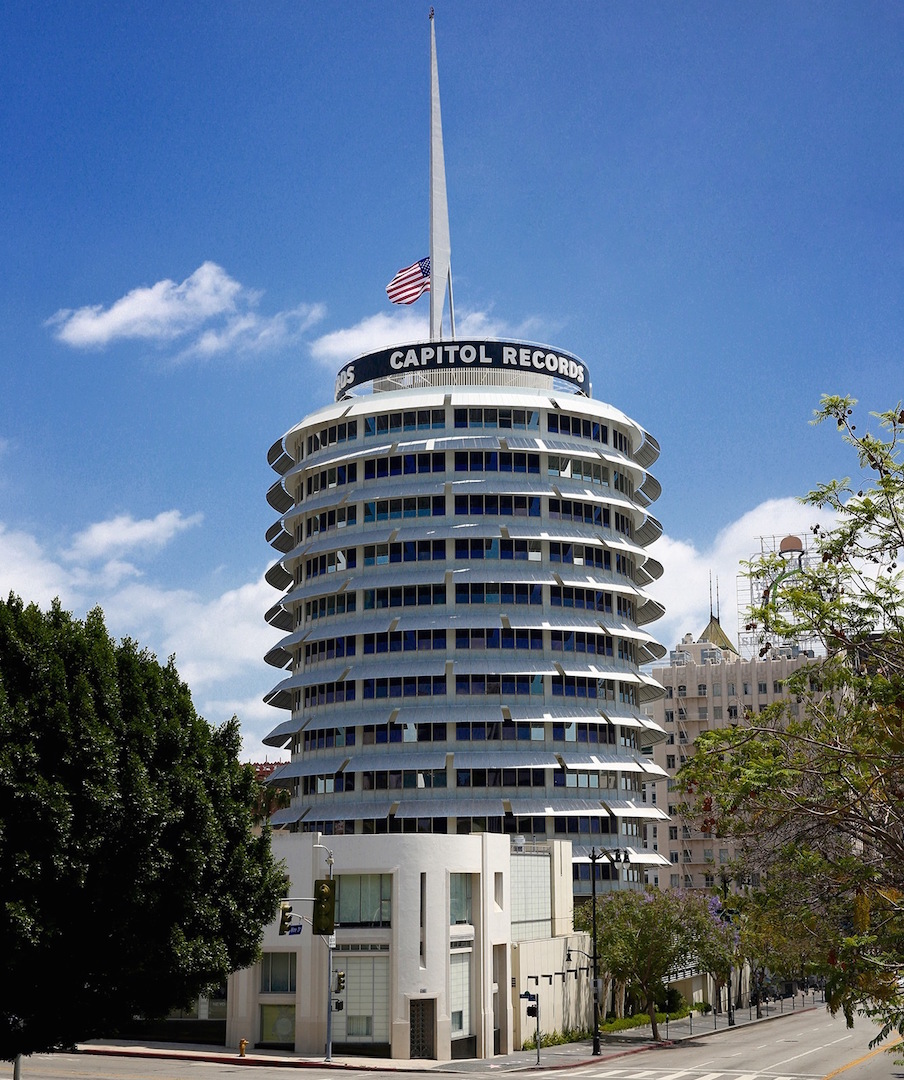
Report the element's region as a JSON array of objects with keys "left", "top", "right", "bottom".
[{"left": 239, "top": 1038, "right": 248, "bottom": 1057}]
